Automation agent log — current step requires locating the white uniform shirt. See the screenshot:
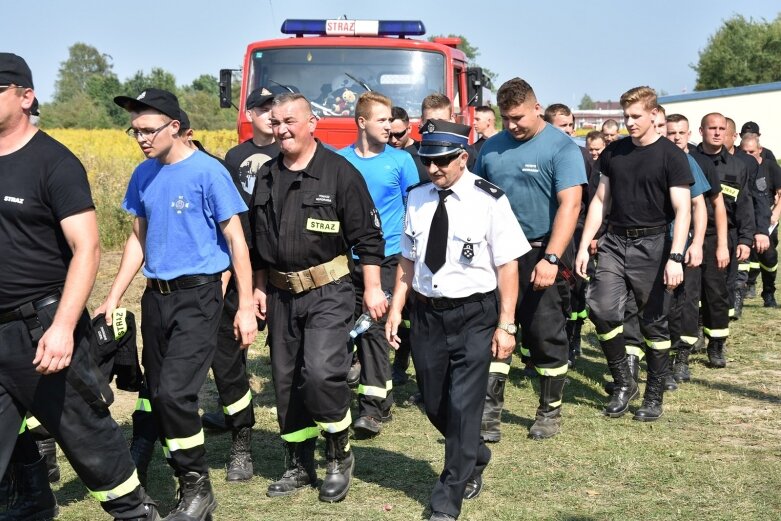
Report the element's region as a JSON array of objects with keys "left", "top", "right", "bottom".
[{"left": 402, "top": 170, "right": 530, "bottom": 298}]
